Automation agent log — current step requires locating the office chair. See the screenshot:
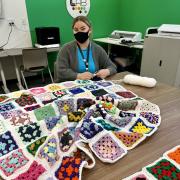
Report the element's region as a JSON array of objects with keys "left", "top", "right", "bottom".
[
  {"left": 20, "top": 48, "right": 54, "bottom": 89},
  {"left": 145, "top": 27, "right": 158, "bottom": 35}
]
